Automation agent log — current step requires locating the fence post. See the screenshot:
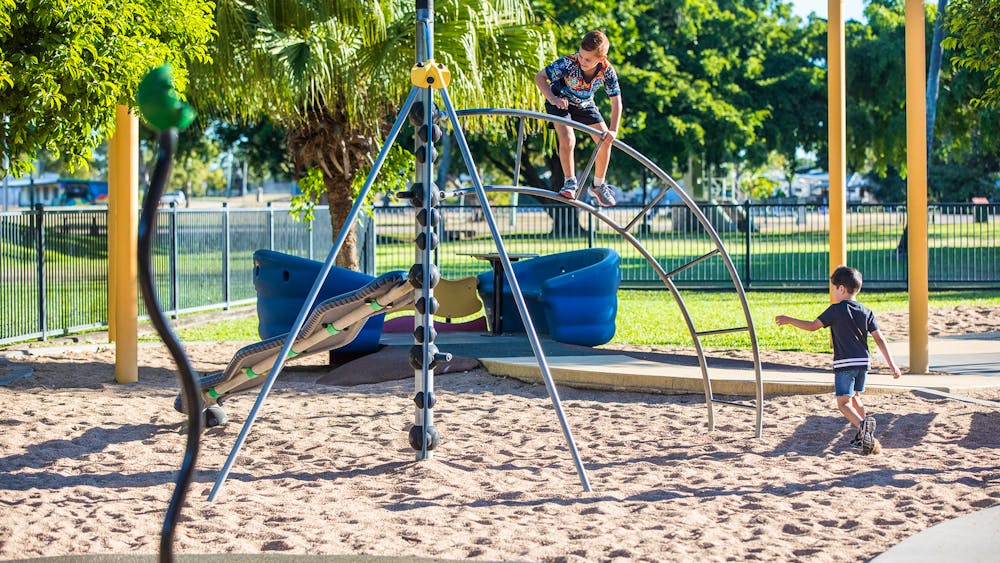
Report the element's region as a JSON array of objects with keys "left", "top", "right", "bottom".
[
  {"left": 587, "top": 210, "right": 594, "bottom": 248},
  {"left": 33, "top": 204, "right": 46, "bottom": 340},
  {"left": 223, "top": 202, "right": 231, "bottom": 309},
  {"left": 169, "top": 204, "right": 179, "bottom": 318},
  {"left": 308, "top": 213, "right": 315, "bottom": 261},
  {"left": 744, "top": 200, "right": 751, "bottom": 289},
  {"left": 267, "top": 202, "right": 275, "bottom": 250},
  {"left": 360, "top": 213, "right": 374, "bottom": 276}
]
